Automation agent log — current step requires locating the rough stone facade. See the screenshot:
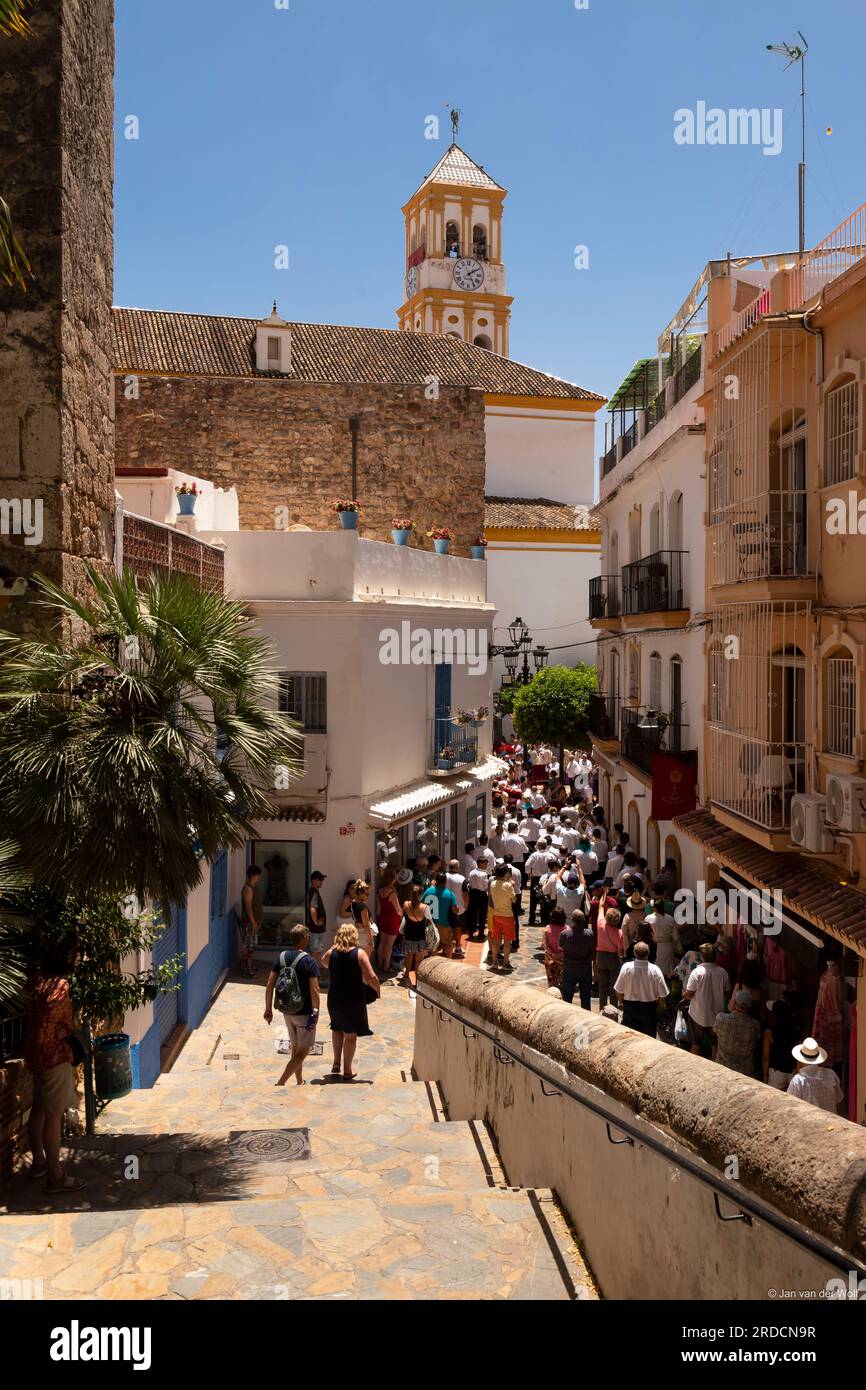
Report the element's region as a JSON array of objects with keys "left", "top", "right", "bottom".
[
  {"left": 0, "top": 0, "right": 116, "bottom": 628},
  {"left": 114, "top": 376, "right": 487, "bottom": 553}
]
